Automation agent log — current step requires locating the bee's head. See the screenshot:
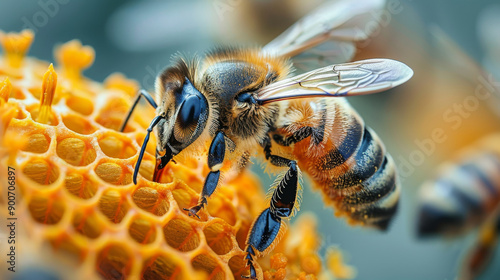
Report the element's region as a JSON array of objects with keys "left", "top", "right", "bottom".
[{"left": 154, "top": 67, "right": 209, "bottom": 167}]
